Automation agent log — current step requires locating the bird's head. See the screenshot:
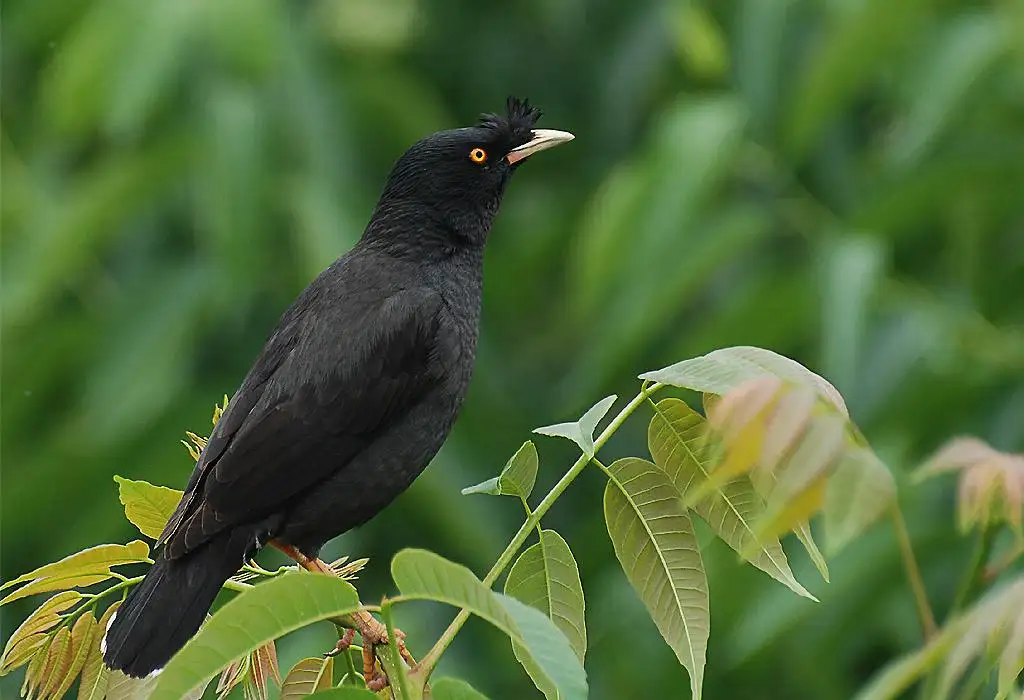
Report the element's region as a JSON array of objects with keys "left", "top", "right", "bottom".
[{"left": 368, "top": 97, "right": 574, "bottom": 249}]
